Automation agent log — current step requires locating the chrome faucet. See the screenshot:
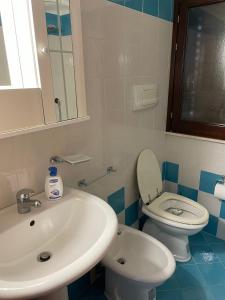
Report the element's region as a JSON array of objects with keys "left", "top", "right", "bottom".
[{"left": 16, "top": 189, "right": 41, "bottom": 214}]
